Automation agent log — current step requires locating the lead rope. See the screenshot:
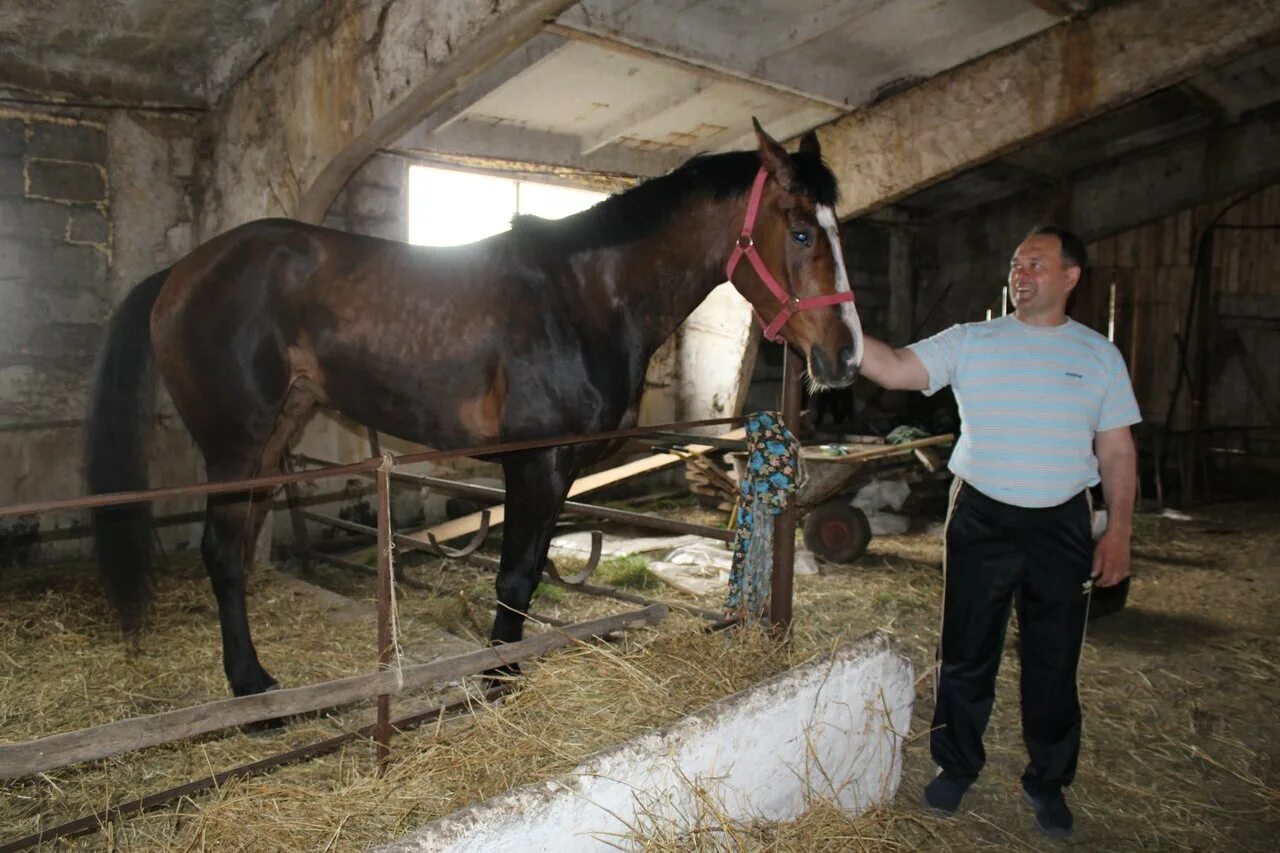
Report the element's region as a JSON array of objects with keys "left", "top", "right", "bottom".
[
  {"left": 724, "top": 412, "right": 805, "bottom": 621},
  {"left": 379, "top": 453, "right": 406, "bottom": 690}
]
